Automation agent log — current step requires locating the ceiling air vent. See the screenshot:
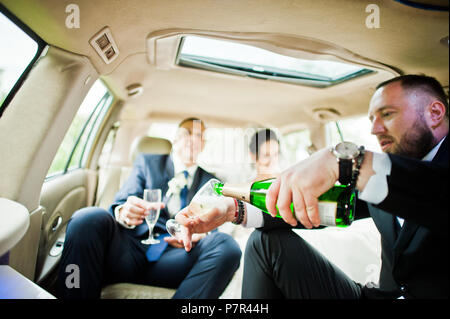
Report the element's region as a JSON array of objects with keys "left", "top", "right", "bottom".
[
  {"left": 312, "top": 108, "right": 341, "bottom": 123},
  {"left": 89, "top": 27, "right": 119, "bottom": 64}
]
